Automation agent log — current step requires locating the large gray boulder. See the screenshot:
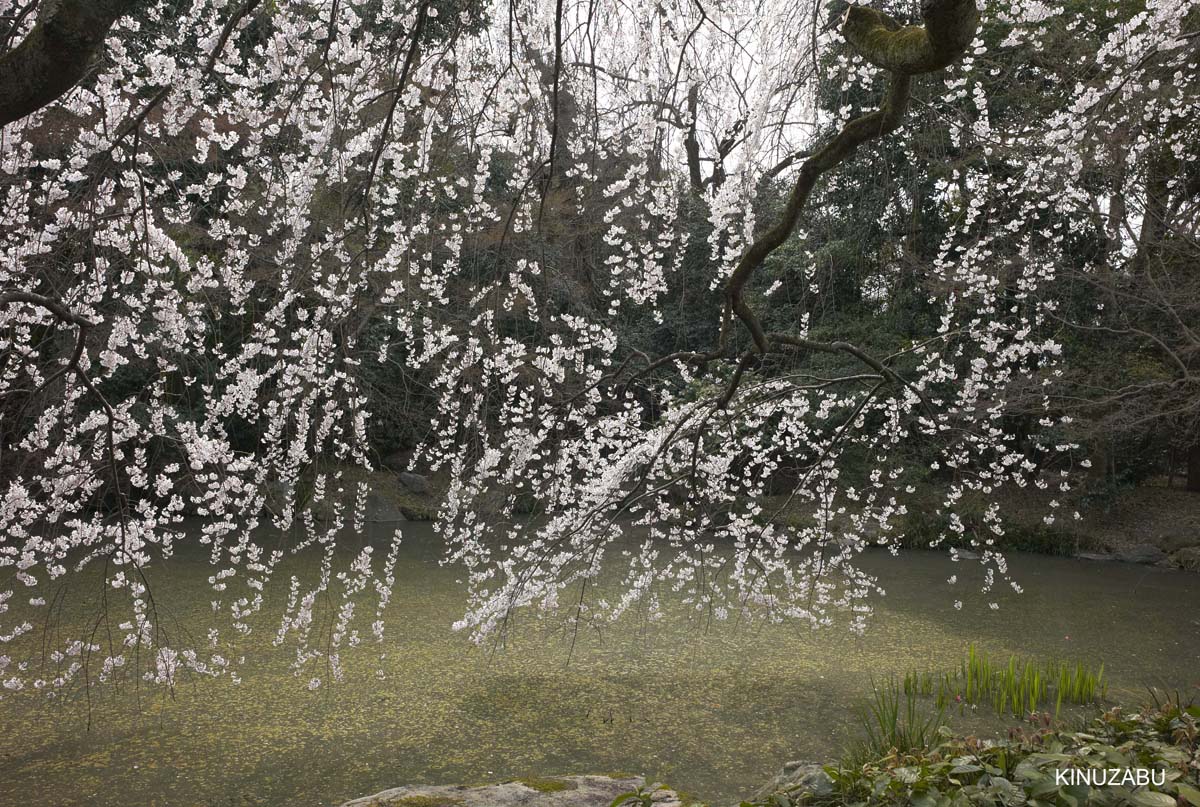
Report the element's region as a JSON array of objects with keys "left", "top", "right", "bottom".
[
  {"left": 1077, "top": 551, "right": 1114, "bottom": 562},
  {"left": 398, "top": 471, "right": 431, "bottom": 496},
  {"left": 340, "top": 776, "right": 684, "bottom": 807},
  {"left": 1116, "top": 543, "right": 1169, "bottom": 565},
  {"left": 364, "top": 492, "right": 406, "bottom": 523}
]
